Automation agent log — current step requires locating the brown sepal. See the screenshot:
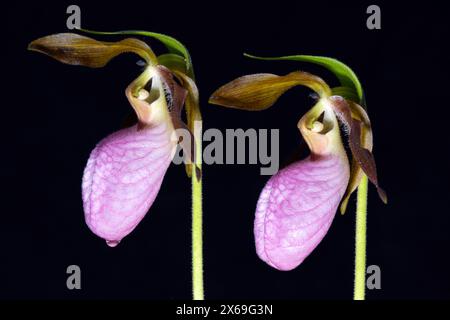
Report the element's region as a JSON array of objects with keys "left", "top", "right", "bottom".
[
  {"left": 209, "top": 72, "right": 331, "bottom": 111},
  {"left": 28, "top": 33, "right": 156, "bottom": 68}
]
